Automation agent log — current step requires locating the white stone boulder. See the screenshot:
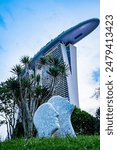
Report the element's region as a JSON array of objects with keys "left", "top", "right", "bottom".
[
  {"left": 33, "top": 103, "right": 60, "bottom": 138},
  {"left": 48, "top": 95, "right": 76, "bottom": 137}
]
